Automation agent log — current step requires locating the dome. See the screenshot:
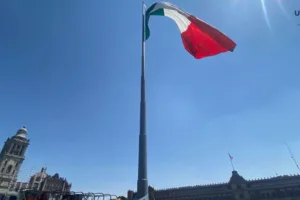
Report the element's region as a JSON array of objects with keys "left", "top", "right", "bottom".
[
  {"left": 16, "top": 126, "right": 27, "bottom": 138},
  {"left": 53, "top": 173, "right": 60, "bottom": 179}
]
